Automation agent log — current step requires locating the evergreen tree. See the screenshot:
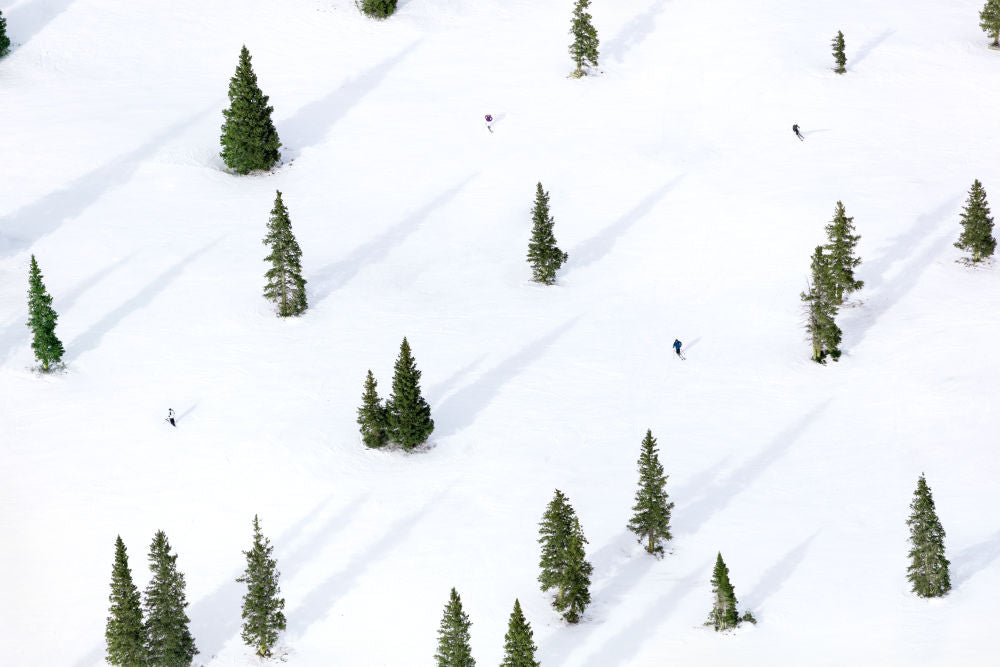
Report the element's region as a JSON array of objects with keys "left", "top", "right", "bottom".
[
  {"left": 627, "top": 429, "right": 674, "bottom": 556},
  {"left": 707, "top": 552, "right": 740, "bottom": 631},
  {"left": 558, "top": 517, "right": 593, "bottom": 623},
  {"left": 569, "top": 0, "right": 600, "bottom": 77},
  {"left": 526, "top": 183, "right": 568, "bottom": 285},
  {"left": 105, "top": 536, "right": 147, "bottom": 666},
  {"left": 954, "top": 179, "right": 997, "bottom": 263},
  {"left": 236, "top": 515, "right": 287, "bottom": 657},
  {"left": 824, "top": 201, "right": 864, "bottom": 303},
  {"left": 434, "top": 587, "right": 475, "bottom": 667},
  {"left": 907, "top": 474, "right": 951, "bottom": 598},
  {"left": 801, "top": 246, "right": 842, "bottom": 364},
  {"left": 360, "top": 0, "right": 398, "bottom": 19},
  {"left": 832, "top": 31, "right": 847, "bottom": 73},
  {"left": 357, "top": 369, "right": 389, "bottom": 448},
  {"left": 386, "top": 337, "right": 435, "bottom": 450},
  {"left": 500, "top": 599, "right": 540, "bottom": 667},
  {"left": 0, "top": 10, "right": 11, "bottom": 57},
  {"left": 981, "top": 0, "right": 1000, "bottom": 47},
  {"left": 144, "top": 531, "right": 198, "bottom": 666},
  {"left": 220, "top": 45, "right": 281, "bottom": 174},
  {"left": 538, "top": 490, "right": 593, "bottom": 623},
  {"left": 263, "top": 190, "right": 308, "bottom": 317},
  {"left": 26, "top": 255, "right": 64, "bottom": 372}
]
